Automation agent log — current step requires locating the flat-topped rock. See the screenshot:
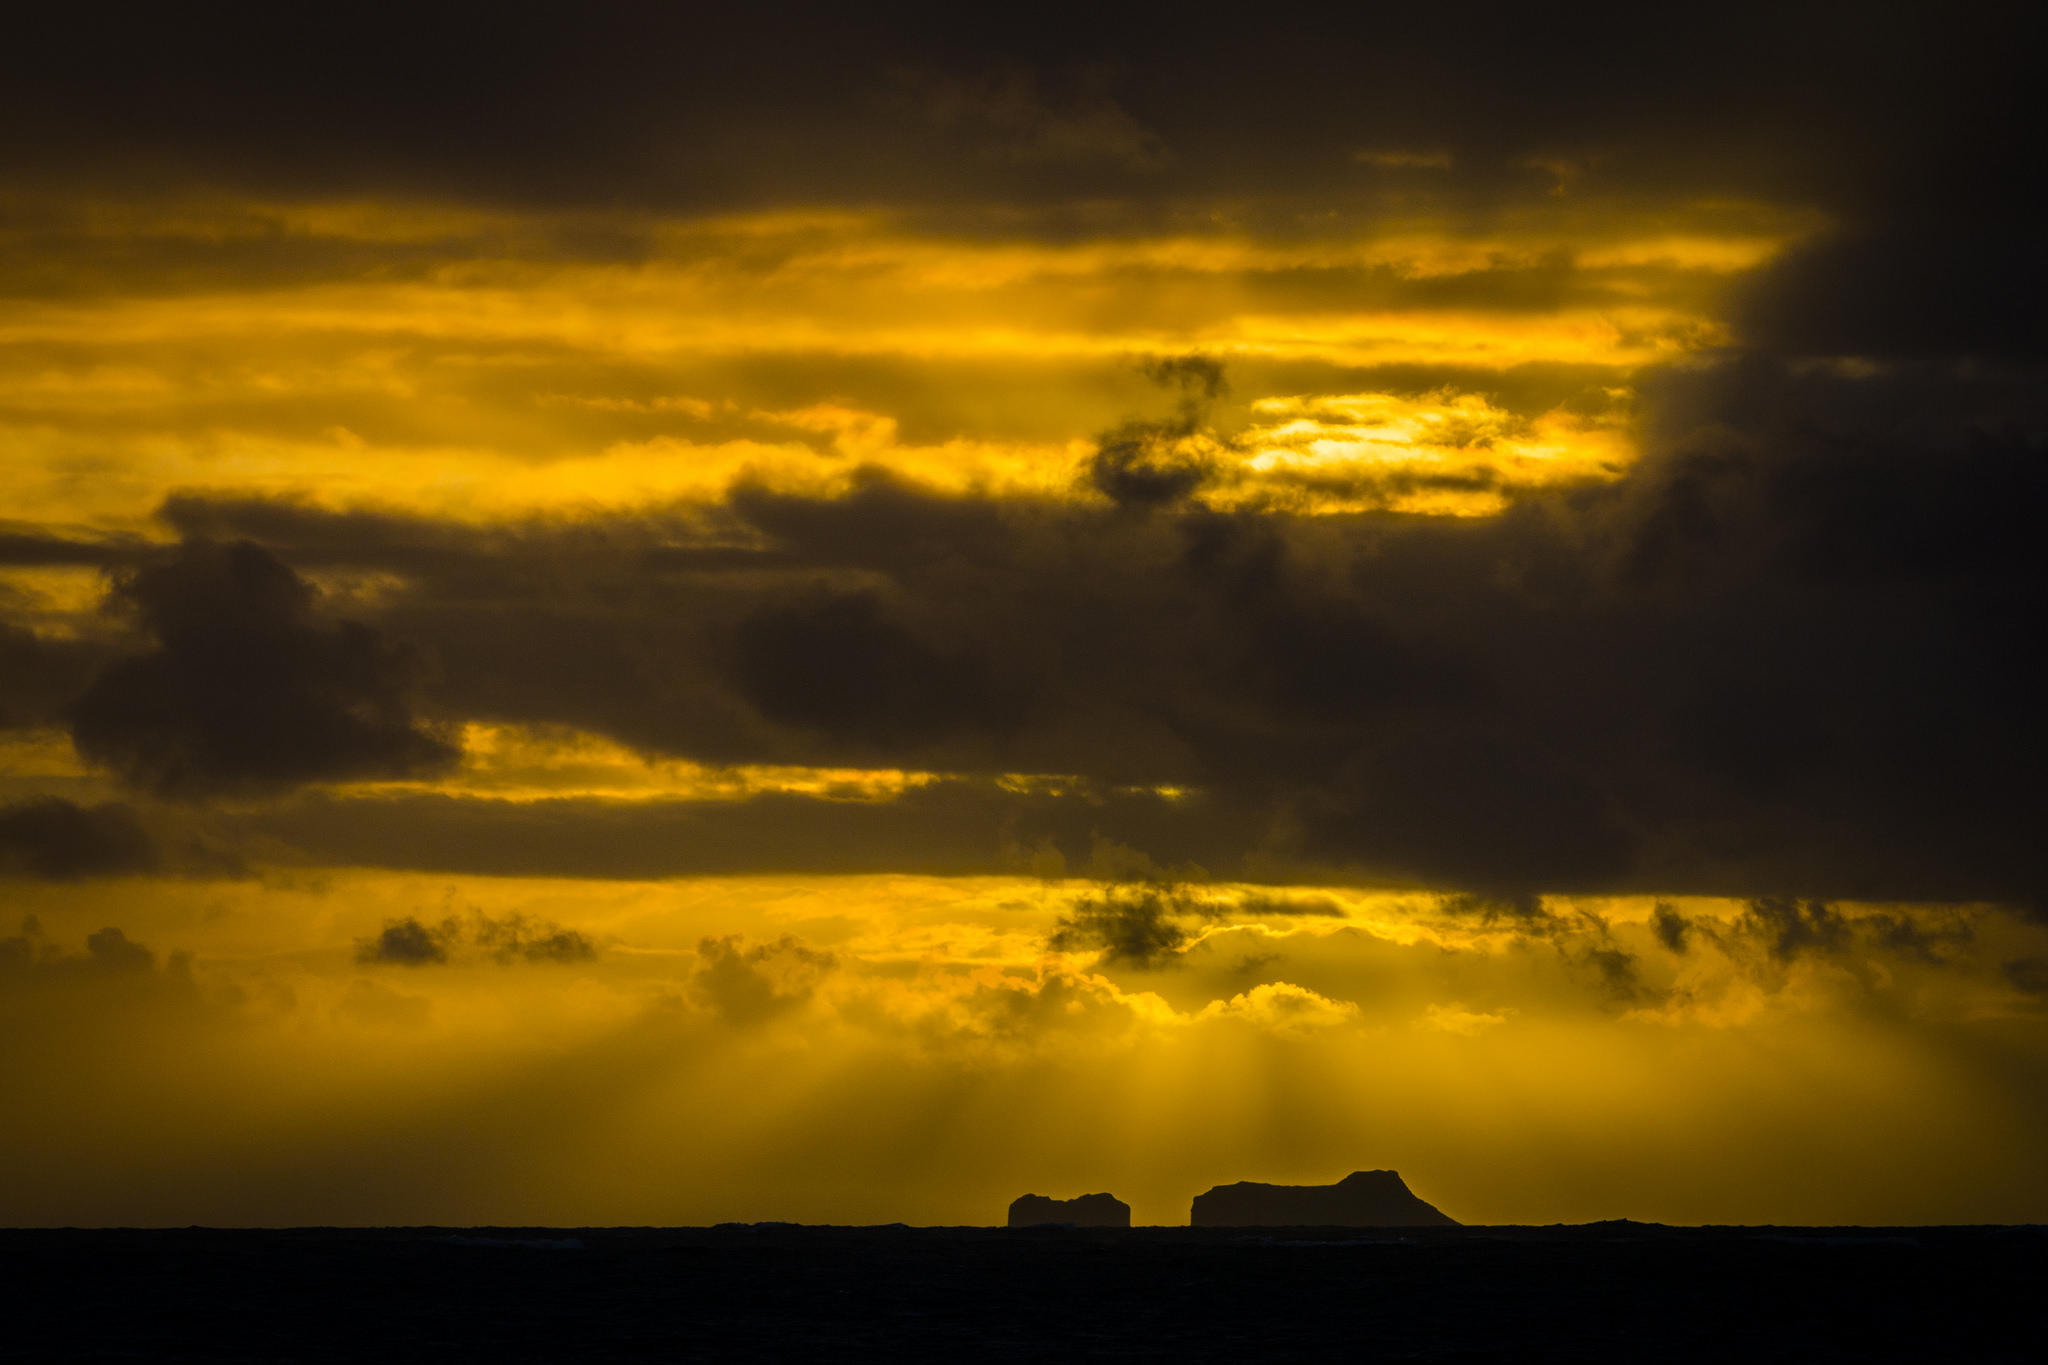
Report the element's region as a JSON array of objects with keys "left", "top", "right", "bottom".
[
  {"left": 1190, "top": 1170, "right": 1458, "bottom": 1227},
  {"left": 1007, "top": 1193, "right": 1131, "bottom": 1228}
]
